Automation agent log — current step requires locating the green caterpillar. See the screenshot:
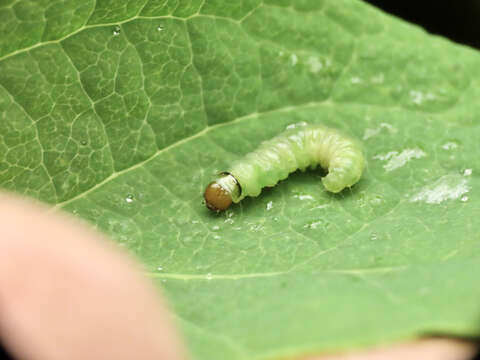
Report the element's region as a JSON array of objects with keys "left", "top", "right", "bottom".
[{"left": 204, "top": 124, "right": 366, "bottom": 211}]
